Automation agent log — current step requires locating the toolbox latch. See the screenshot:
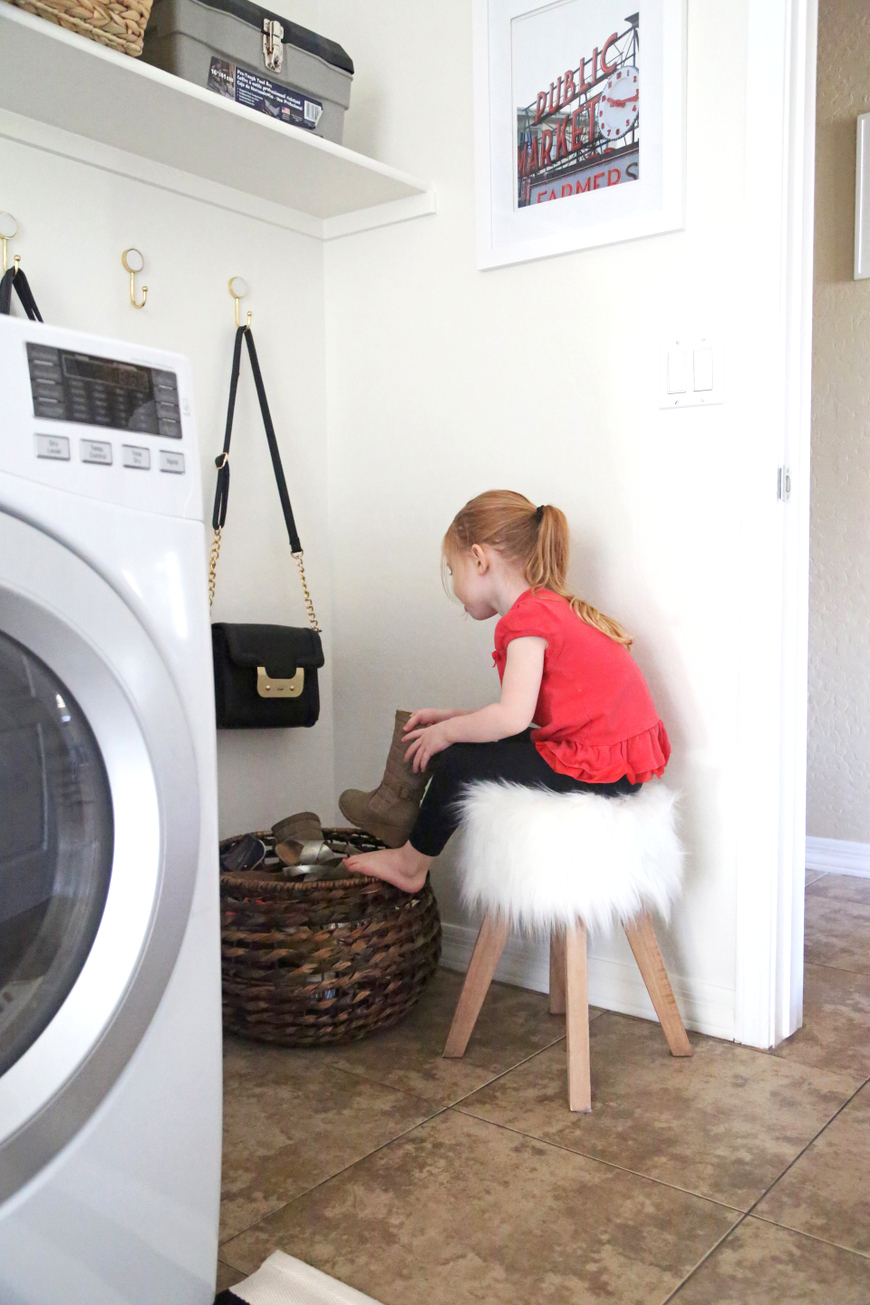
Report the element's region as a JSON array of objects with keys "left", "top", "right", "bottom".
[{"left": 262, "top": 19, "right": 284, "bottom": 73}]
